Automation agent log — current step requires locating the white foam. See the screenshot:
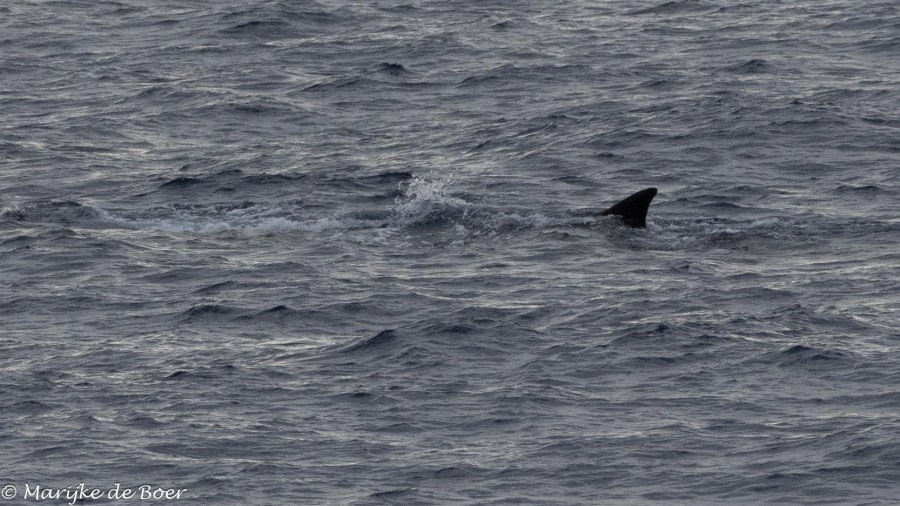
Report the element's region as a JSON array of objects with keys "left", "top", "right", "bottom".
[
  {"left": 25, "top": 176, "right": 559, "bottom": 238},
  {"left": 389, "top": 175, "right": 557, "bottom": 233},
  {"left": 391, "top": 175, "right": 470, "bottom": 227}
]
